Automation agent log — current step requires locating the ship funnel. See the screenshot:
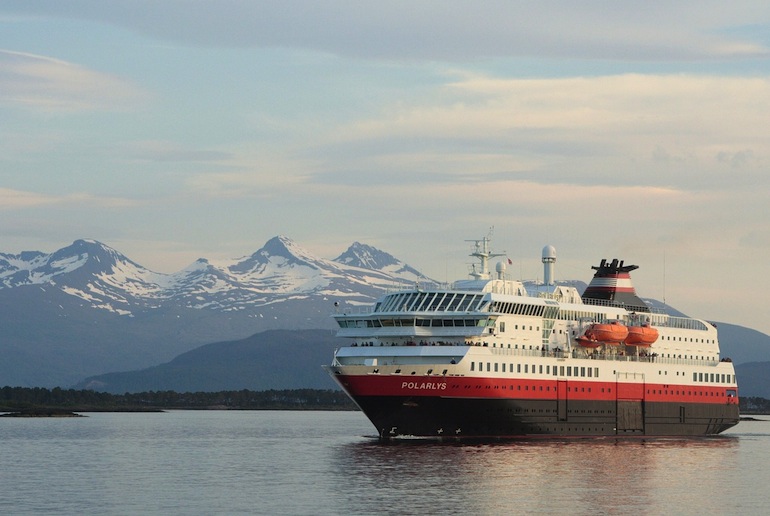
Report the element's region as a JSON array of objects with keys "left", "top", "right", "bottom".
[{"left": 582, "top": 258, "right": 649, "bottom": 312}]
